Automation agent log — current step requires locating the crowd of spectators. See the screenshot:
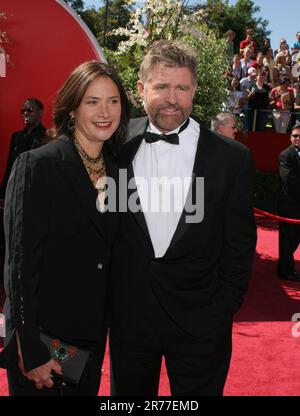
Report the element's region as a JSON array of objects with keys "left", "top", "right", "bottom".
[{"left": 224, "top": 29, "right": 300, "bottom": 133}]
